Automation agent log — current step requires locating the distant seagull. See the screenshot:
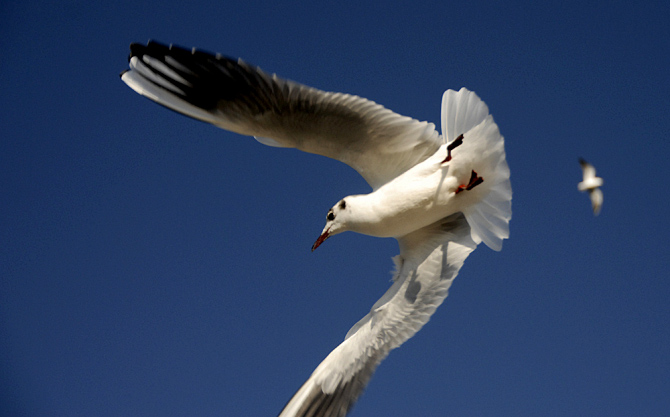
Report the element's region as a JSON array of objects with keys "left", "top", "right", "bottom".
[
  {"left": 121, "top": 41, "right": 512, "bottom": 417},
  {"left": 578, "top": 158, "right": 604, "bottom": 215}
]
